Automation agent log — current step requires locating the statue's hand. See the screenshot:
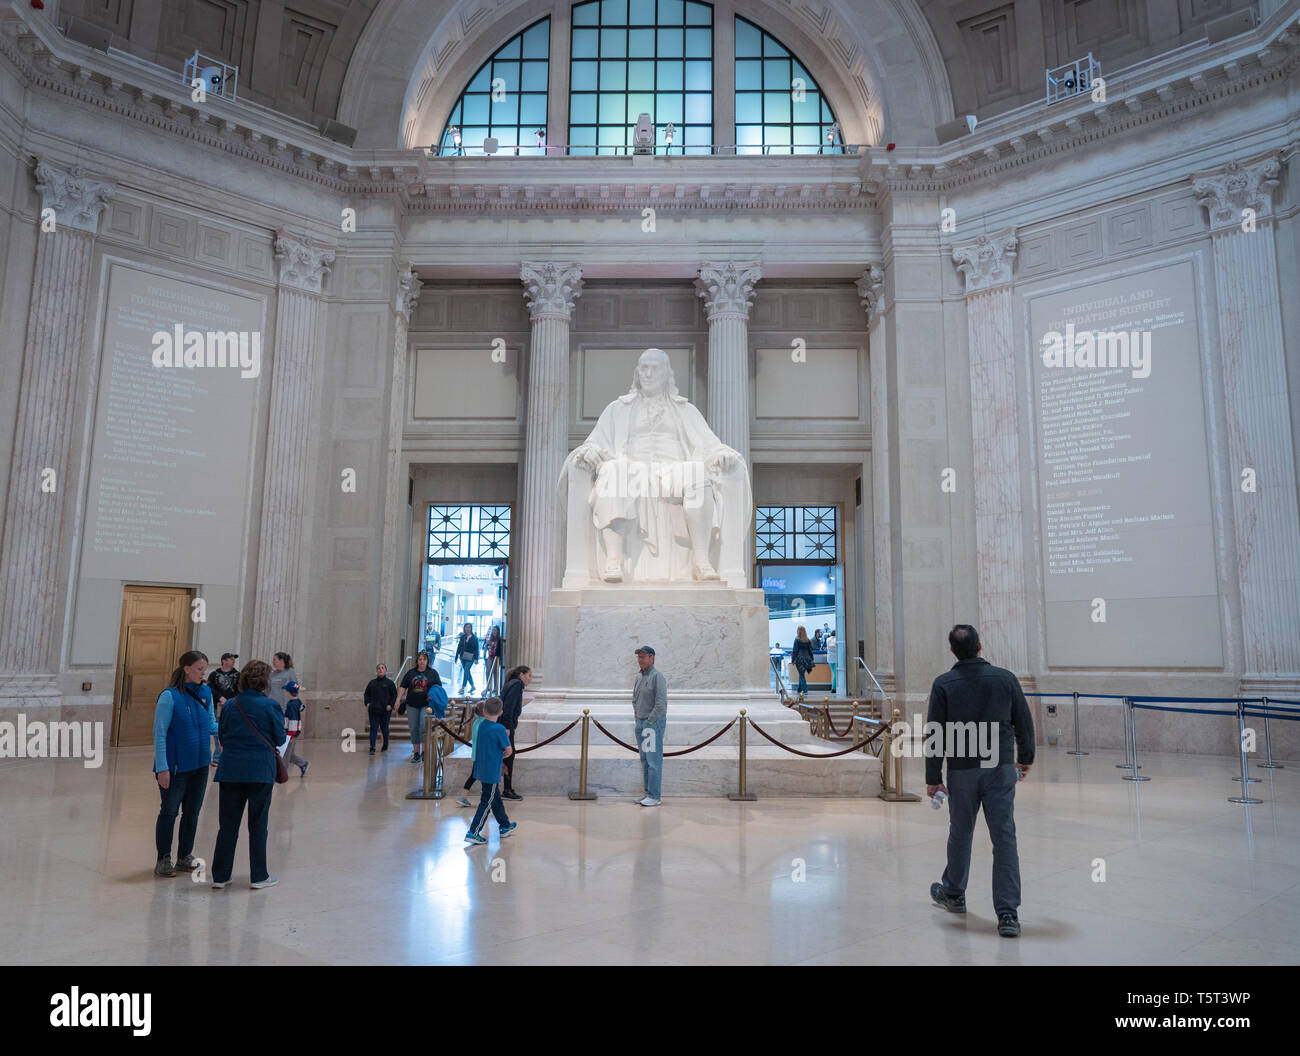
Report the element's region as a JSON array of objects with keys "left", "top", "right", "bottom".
[
  {"left": 707, "top": 447, "right": 742, "bottom": 475},
  {"left": 570, "top": 442, "right": 606, "bottom": 473}
]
